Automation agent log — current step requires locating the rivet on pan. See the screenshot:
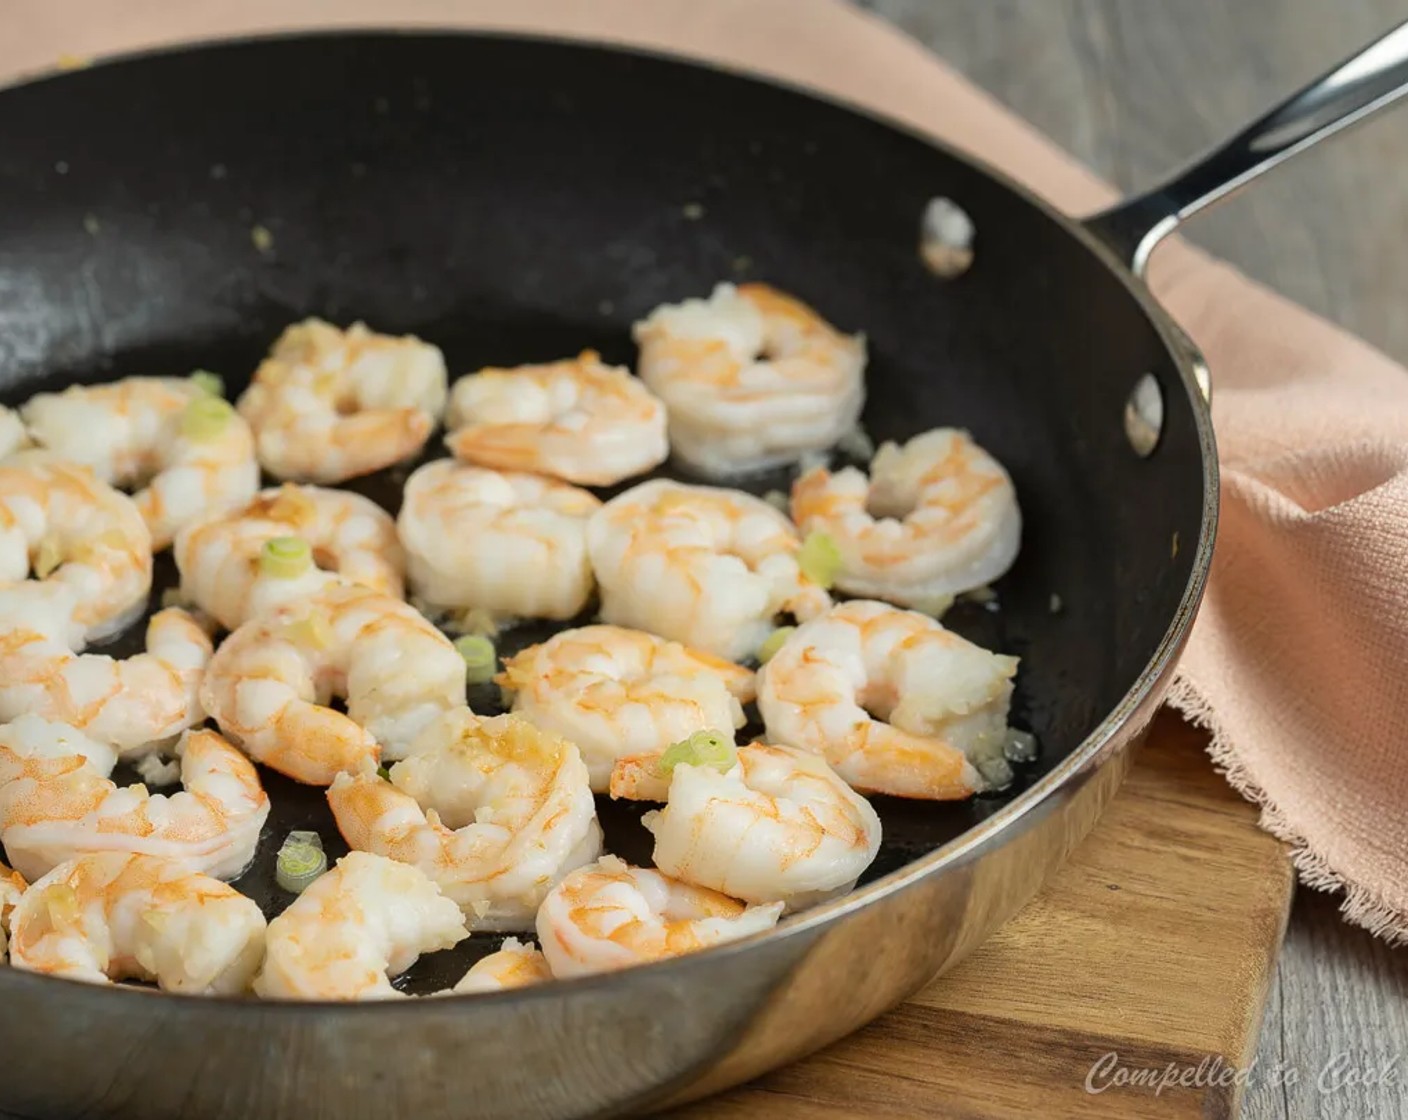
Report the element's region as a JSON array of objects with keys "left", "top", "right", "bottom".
[
  {"left": 919, "top": 196, "right": 974, "bottom": 278},
  {"left": 1123, "top": 372, "right": 1164, "bottom": 457}
]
